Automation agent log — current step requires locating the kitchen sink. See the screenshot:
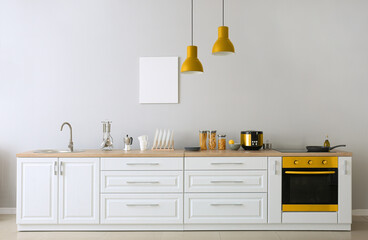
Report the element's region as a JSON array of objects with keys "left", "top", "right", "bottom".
[{"left": 33, "top": 149, "right": 84, "bottom": 153}]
